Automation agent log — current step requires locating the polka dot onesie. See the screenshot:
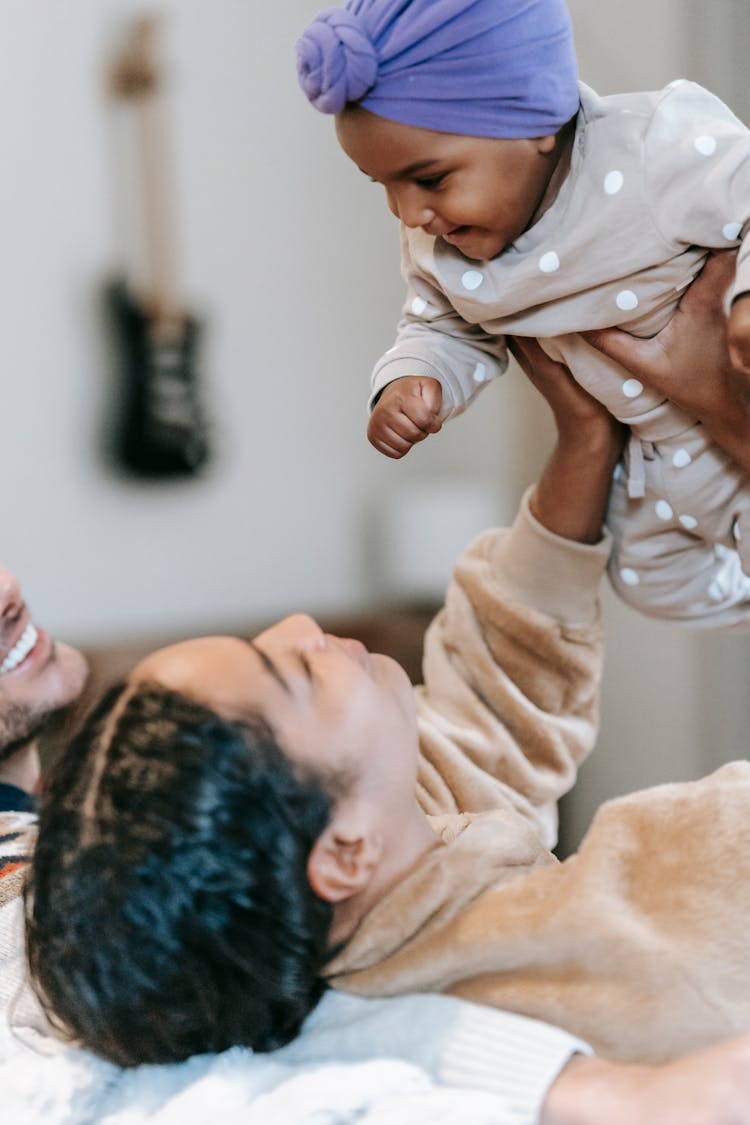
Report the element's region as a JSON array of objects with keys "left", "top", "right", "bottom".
[{"left": 370, "top": 81, "right": 750, "bottom": 627}]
